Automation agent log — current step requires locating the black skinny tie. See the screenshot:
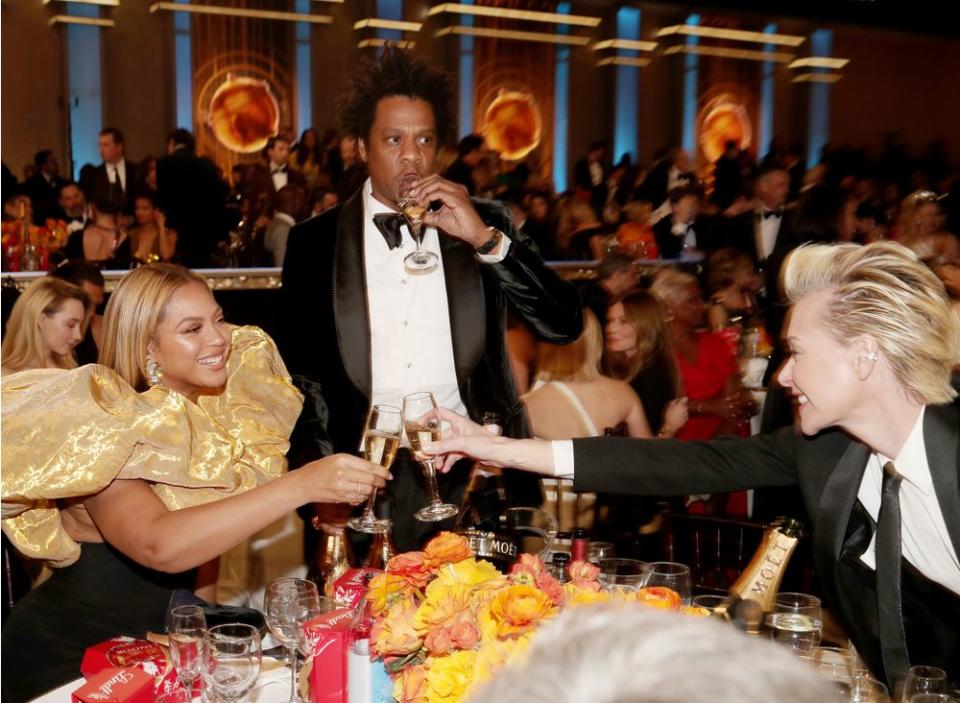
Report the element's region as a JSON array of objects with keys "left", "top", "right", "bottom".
[{"left": 876, "top": 461, "right": 911, "bottom": 685}]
